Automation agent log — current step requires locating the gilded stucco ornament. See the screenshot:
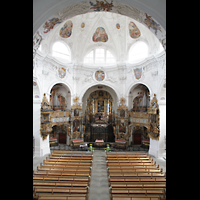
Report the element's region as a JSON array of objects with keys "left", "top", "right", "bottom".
[{"left": 147, "top": 94, "right": 160, "bottom": 140}]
